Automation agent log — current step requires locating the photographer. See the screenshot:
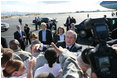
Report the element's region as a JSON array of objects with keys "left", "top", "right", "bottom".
[
  {"left": 81, "top": 18, "right": 117, "bottom": 78},
  {"left": 81, "top": 43, "right": 117, "bottom": 78}
]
